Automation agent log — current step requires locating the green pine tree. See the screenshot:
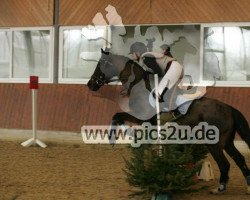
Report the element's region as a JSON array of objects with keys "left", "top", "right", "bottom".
[{"left": 124, "top": 144, "right": 208, "bottom": 197}]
